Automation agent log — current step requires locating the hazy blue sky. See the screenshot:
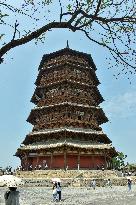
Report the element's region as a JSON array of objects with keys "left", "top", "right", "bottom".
[{"left": 0, "top": 1, "right": 136, "bottom": 168}]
